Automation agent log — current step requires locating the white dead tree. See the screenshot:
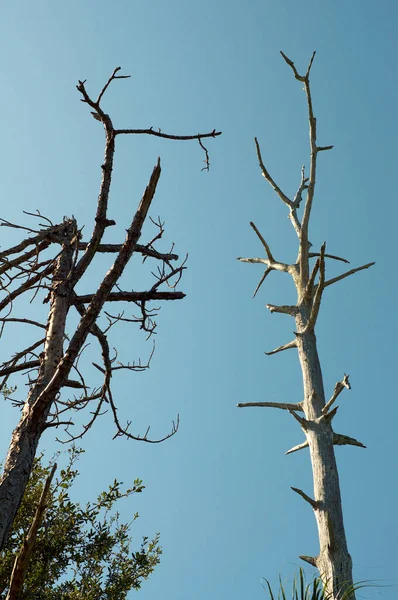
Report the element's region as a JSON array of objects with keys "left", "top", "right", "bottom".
[
  {"left": 0, "top": 68, "right": 220, "bottom": 552},
  {"left": 238, "top": 53, "right": 373, "bottom": 599}
]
